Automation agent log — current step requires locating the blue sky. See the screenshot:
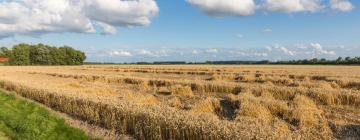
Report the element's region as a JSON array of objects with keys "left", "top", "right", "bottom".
[{"left": 0, "top": 0, "right": 359, "bottom": 62}]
